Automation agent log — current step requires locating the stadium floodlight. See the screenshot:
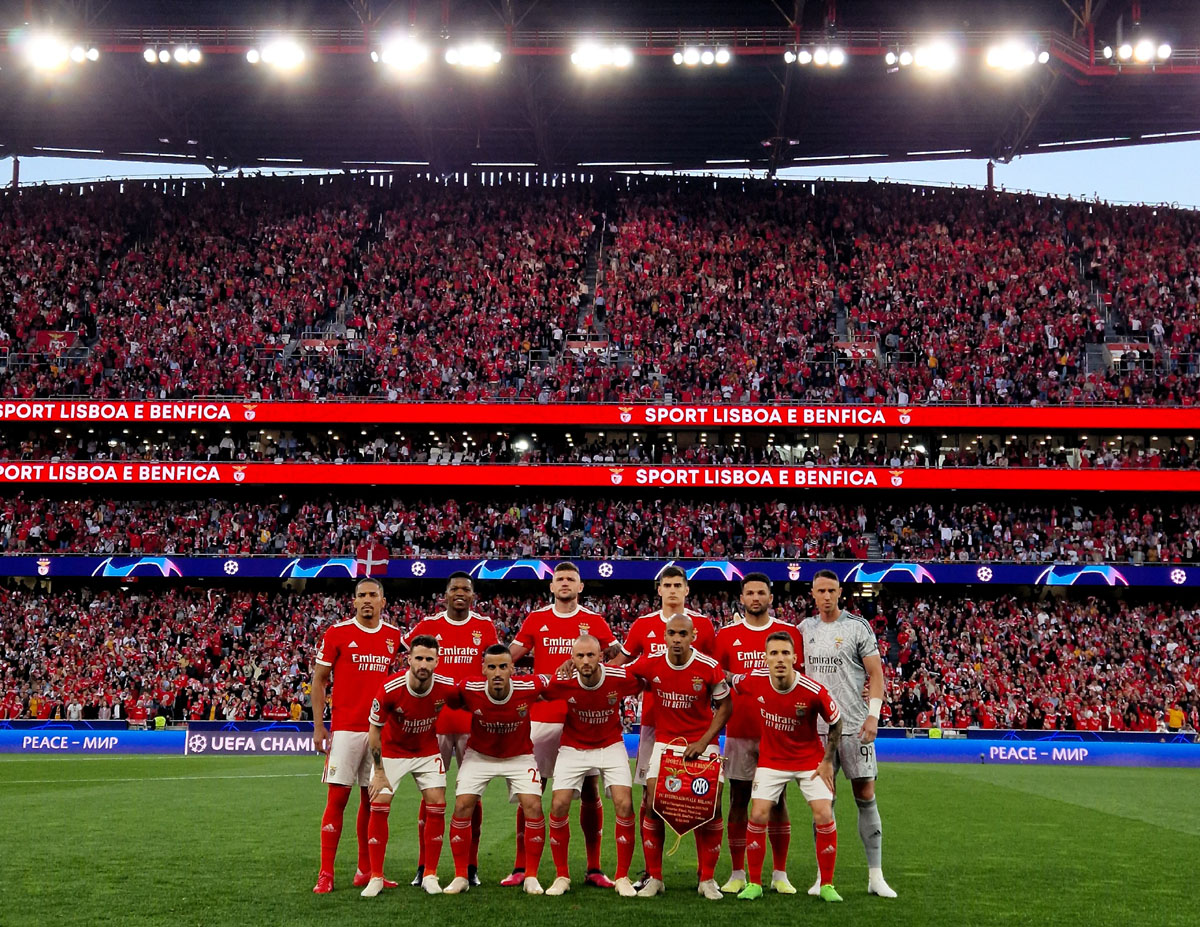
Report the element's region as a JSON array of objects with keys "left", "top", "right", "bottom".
[
  {"left": 378, "top": 35, "right": 430, "bottom": 72},
  {"left": 1037, "top": 50, "right": 1050, "bottom": 64},
  {"left": 700, "top": 49, "right": 715, "bottom": 65},
  {"left": 796, "top": 49, "right": 813, "bottom": 65},
  {"left": 144, "top": 47, "right": 157, "bottom": 63},
  {"left": 885, "top": 50, "right": 898, "bottom": 66},
  {"left": 1134, "top": 39, "right": 1154, "bottom": 63},
  {"left": 898, "top": 50, "right": 914, "bottom": 67},
  {"left": 173, "top": 46, "right": 189, "bottom": 64},
  {"left": 1102, "top": 45, "right": 1113, "bottom": 58},
  {"left": 188, "top": 48, "right": 202, "bottom": 64},
  {"left": 249, "top": 38, "right": 307, "bottom": 71},
  {"left": 681, "top": 47, "right": 701, "bottom": 66},
  {"left": 1117, "top": 43, "right": 1133, "bottom": 60},
  {"left": 783, "top": 49, "right": 796, "bottom": 64},
  {"left": 571, "top": 44, "right": 633, "bottom": 71},
  {"left": 673, "top": 51, "right": 685, "bottom": 65},
  {"left": 1157, "top": 43, "right": 1172, "bottom": 60},
  {"left": 714, "top": 48, "right": 731, "bottom": 65},
  {"left": 813, "top": 47, "right": 829, "bottom": 66},
  {"left": 445, "top": 42, "right": 501, "bottom": 68},
  {"left": 158, "top": 49, "right": 171, "bottom": 63},
  {"left": 985, "top": 40, "right": 1037, "bottom": 71},
  {"left": 913, "top": 41, "right": 957, "bottom": 71},
  {"left": 827, "top": 47, "right": 846, "bottom": 67},
  {"left": 23, "top": 33, "right": 71, "bottom": 71}
]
